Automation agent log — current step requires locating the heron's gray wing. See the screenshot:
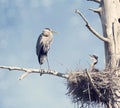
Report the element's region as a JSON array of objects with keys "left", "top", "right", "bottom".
[
  {"left": 36, "top": 34, "right": 42, "bottom": 56},
  {"left": 36, "top": 35, "right": 50, "bottom": 55},
  {"left": 36, "top": 34, "right": 50, "bottom": 64}
]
